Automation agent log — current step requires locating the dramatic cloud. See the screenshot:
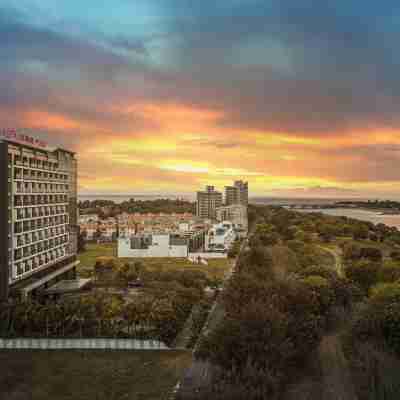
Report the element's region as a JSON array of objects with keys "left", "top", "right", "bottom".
[{"left": 3, "top": 1, "right": 400, "bottom": 197}]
